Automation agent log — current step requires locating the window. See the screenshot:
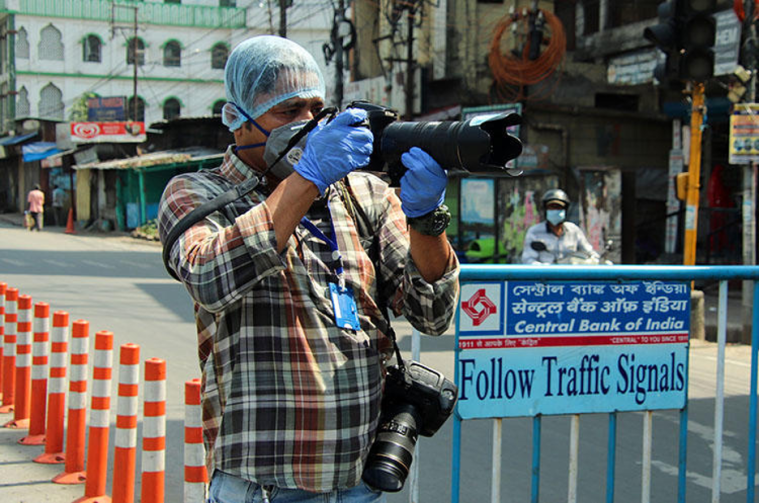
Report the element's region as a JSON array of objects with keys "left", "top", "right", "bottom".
[
  {"left": 220, "top": 0, "right": 237, "bottom": 6},
  {"left": 212, "top": 100, "right": 225, "bottom": 116},
  {"left": 16, "top": 28, "right": 29, "bottom": 59},
  {"left": 163, "top": 40, "right": 181, "bottom": 67},
  {"left": 39, "top": 83, "right": 64, "bottom": 120},
  {"left": 16, "top": 87, "right": 30, "bottom": 117},
  {"left": 39, "top": 24, "right": 64, "bottom": 61},
  {"left": 126, "top": 96, "right": 145, "bottom": 122},
  {"left": 211, "top": 43, "right": 229, "bottom": 69},
  {"left": 83, "top": 35, "right": 102, "bottom": 63},
  {"left": 127, "top": 37, "right": 145, "bottom": 66},
  {"left": 163, "top": 98, "right": 181, "bottom": 120}
]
